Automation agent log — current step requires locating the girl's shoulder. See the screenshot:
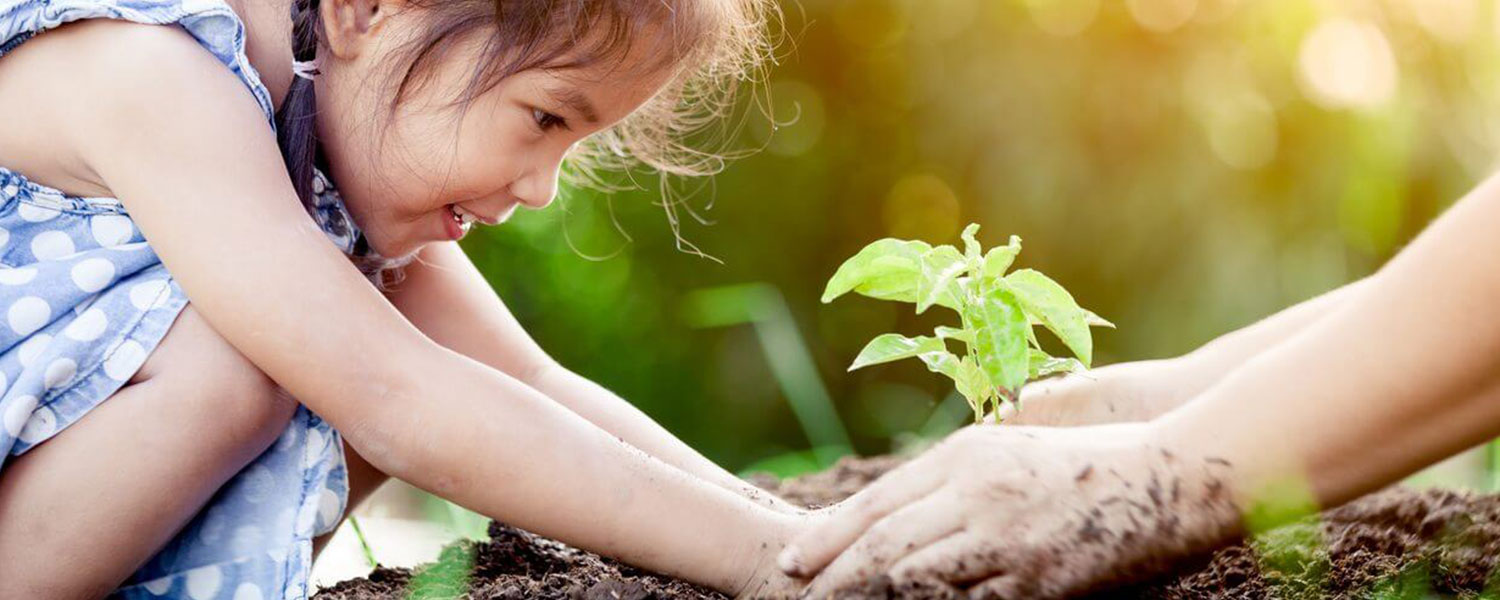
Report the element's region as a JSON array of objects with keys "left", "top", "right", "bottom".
[
  {"left": 1, "top": 0, "right": 274, "bottom": 121},
  {"left": 0, "top": 0, "right": 275, "bottom": 196}
]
